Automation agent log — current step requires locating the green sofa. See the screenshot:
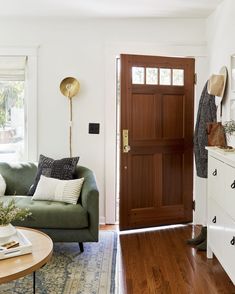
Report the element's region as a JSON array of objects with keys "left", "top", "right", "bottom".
[{"left": 0, "top": 162, "right": 99, "bottom": 252}]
